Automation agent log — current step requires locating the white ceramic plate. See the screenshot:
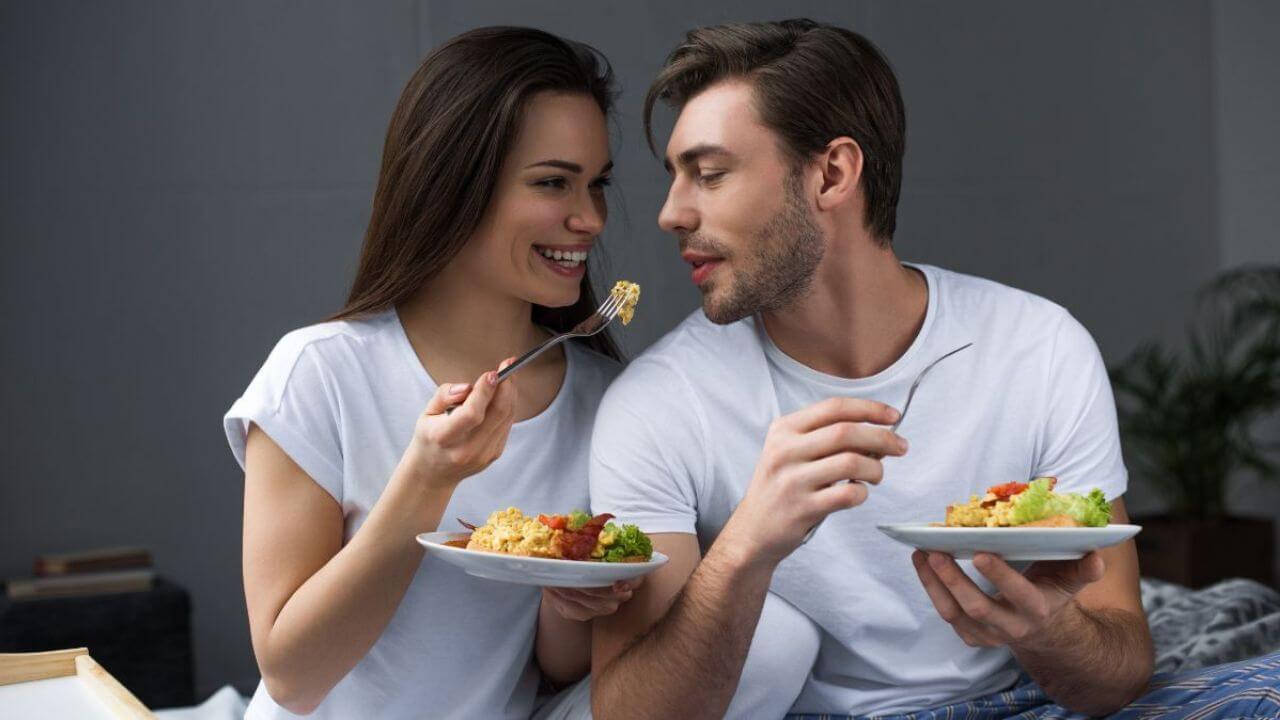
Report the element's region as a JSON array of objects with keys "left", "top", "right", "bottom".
[
  {"left": 416, "top": 532, "right": 669, "bottom": 588},
  {"left": 876, "top": 523, "right": 1142, "bottom": 561}
]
